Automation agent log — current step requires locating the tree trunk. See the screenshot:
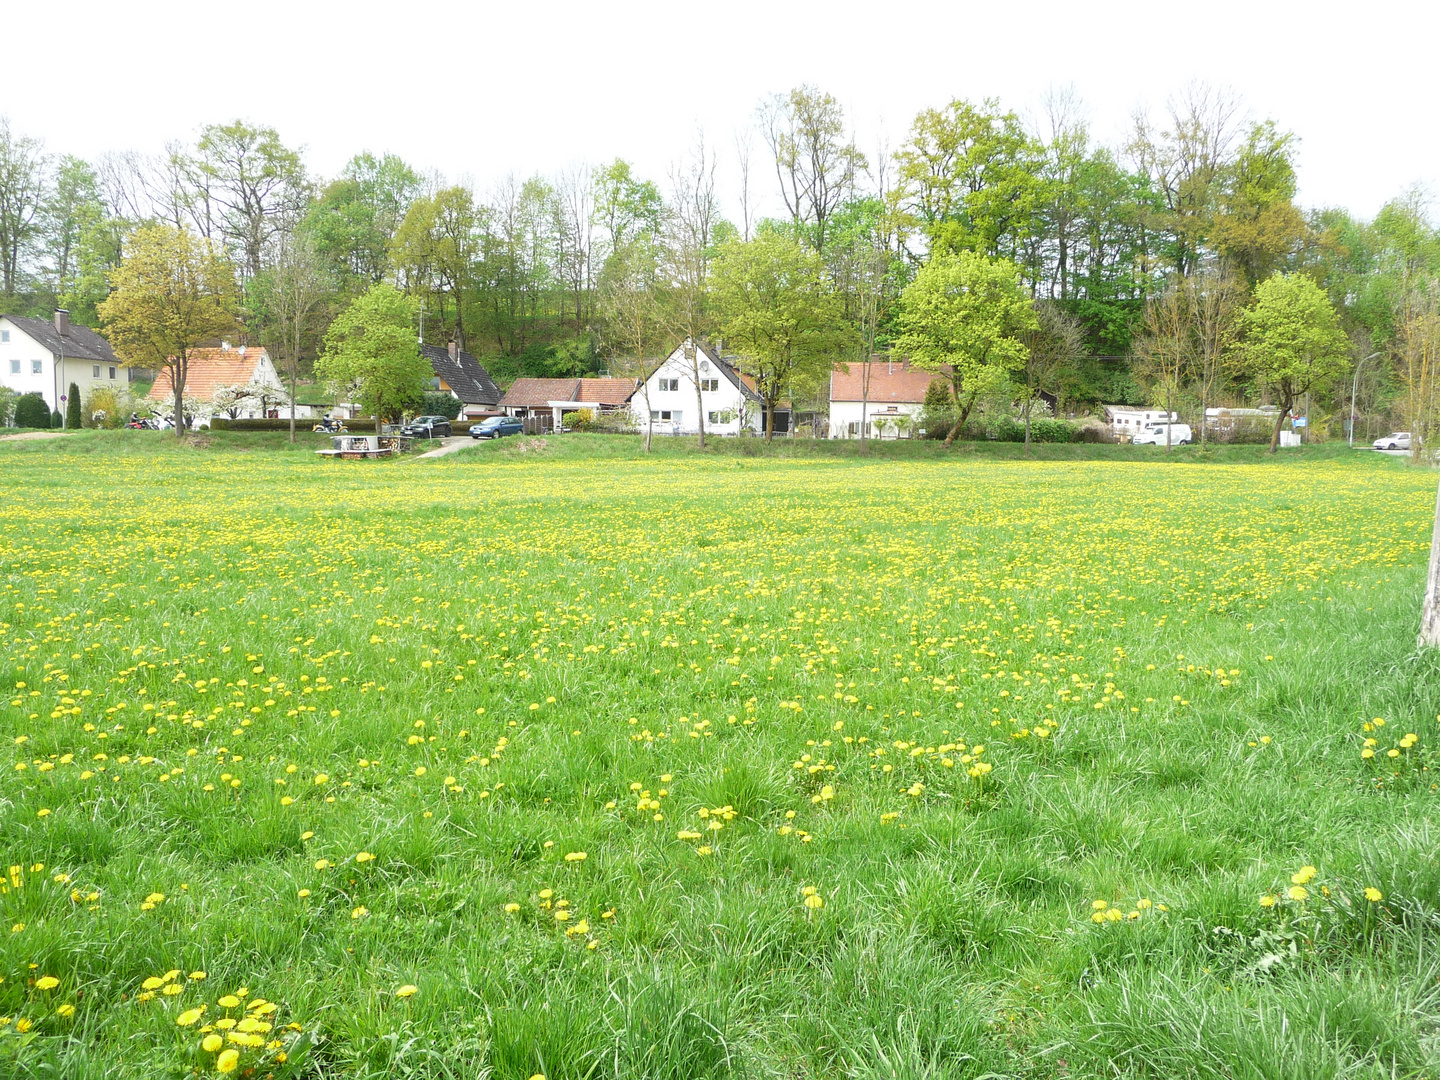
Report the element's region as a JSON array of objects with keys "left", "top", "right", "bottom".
[
  {"left": 766, "top": 398, "right": 775, "bottom": 443},
  {"left": 1023, "top": 397, "right": 1032, "bottom": 458},
  {"left": 173, "top": 359, "right": 185, "bottom": 441},
  {"left": 694, "top": 376, "right": 706, "bottom": 449},
  {"left": 1420, "top": 475, "right": 1440, "bottom": 648},
  {"left": 1165, "top": 386, "right": 1173, "bottom": 453},
  {"left": 288, "top": 341, "right": 297, "bottom": 445},
  {"left": 1267, "top": 395, "right": 1290, "bottom": 454}
]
